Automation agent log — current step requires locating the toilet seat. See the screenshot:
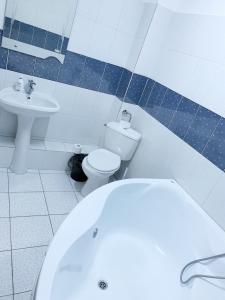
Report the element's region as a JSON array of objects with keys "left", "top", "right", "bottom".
[{"left": 87, "top": 148, "right": 120, "bottom": 173}]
